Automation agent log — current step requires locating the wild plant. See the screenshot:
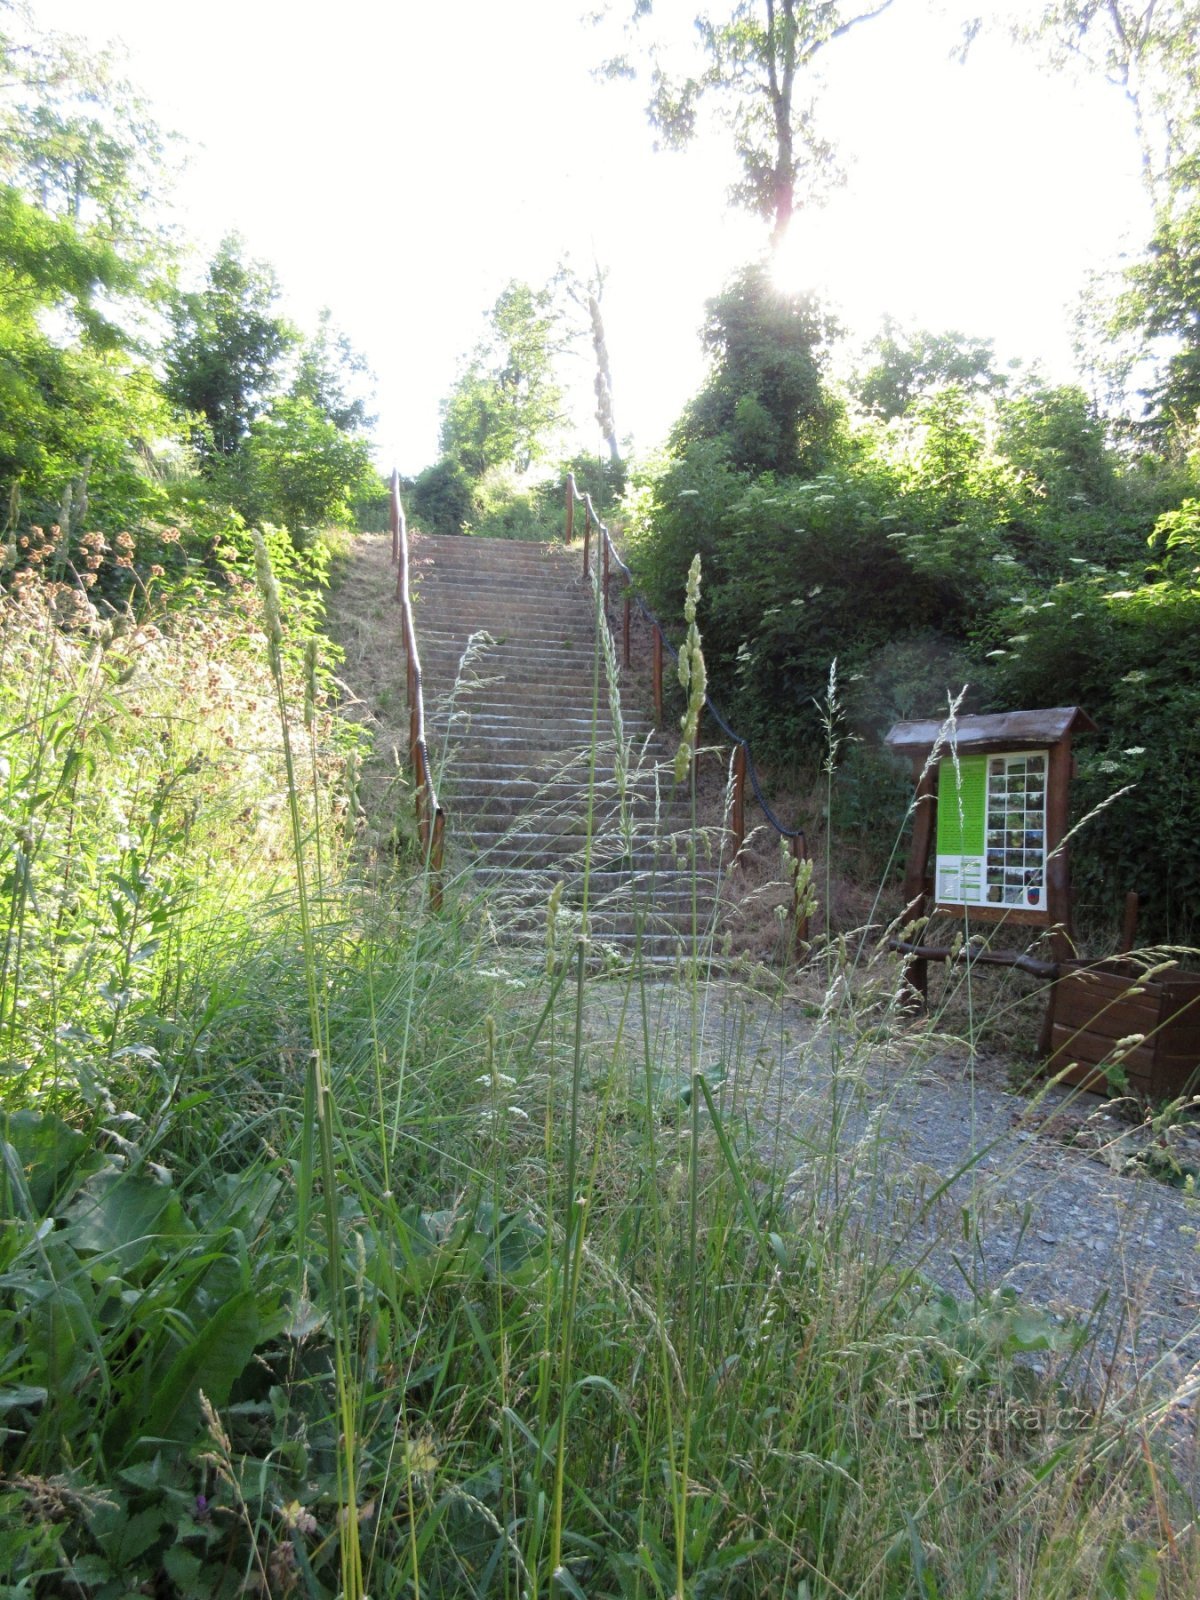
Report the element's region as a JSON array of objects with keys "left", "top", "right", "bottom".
[{"left": 3, "top": 521, "right": 1197, "bottom": 1597}]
